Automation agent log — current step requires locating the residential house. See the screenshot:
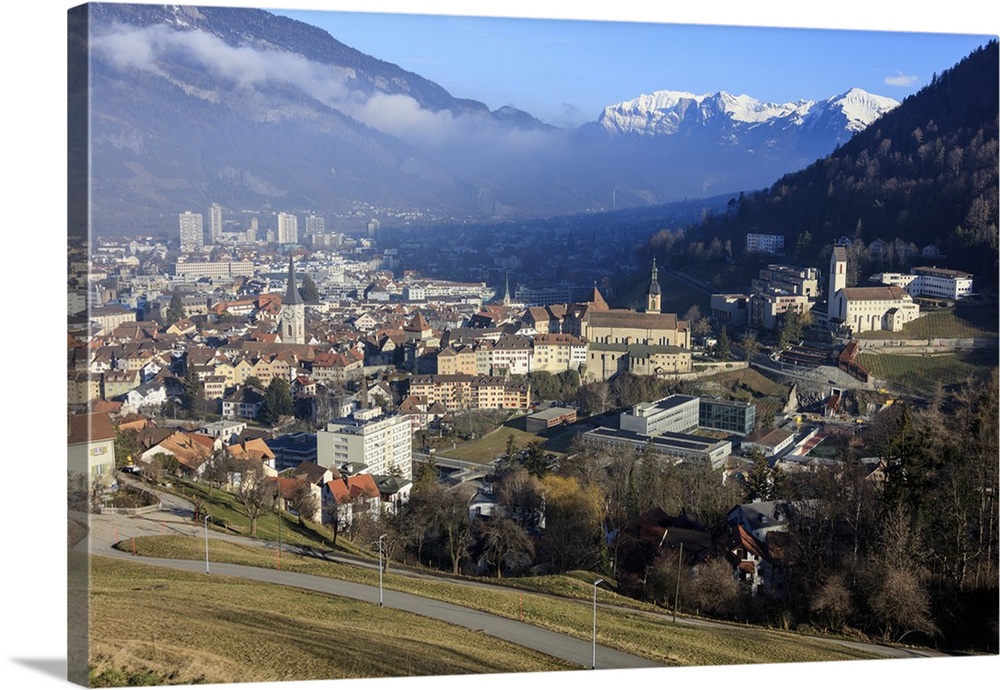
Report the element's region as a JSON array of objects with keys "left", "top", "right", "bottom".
[
  {"left": 101, "top": 369, "right": 142, "bottom": 401},
  {"left": 322, "top": 473, "right": 382, "bottom": 528},
  {"left": 531, "top": 333, "right": 587, "bottom": 373},
  {"left": 726, "top": 500, "right": 798, "bottom": 544},
  {"left": 69, "top": 371, "right": 100, "bottom": 406},
  {"left": 490, "top": 333, "right": 533, "bottom": 375},
  {"left": 273, "top": 476, "right": 323, "bottom": 523},
  {"left": 226, "top": 437, "right": 277, "bottom": 470},
  {"left": 222, "top": 386, "right": 266, "bottom": 420},
  {"left": 311, "top": 349, "right": 364, "bottom": 383},
  {"left": 374, "top": 475, "right": 412, "bottom": 513},
  {"left": 67, "top": 411, "right": 117, "bottom": 483},
  {"left": 720, "top": 523, "right": 769, "bottom": 595},
  {"left": 121, "top": 381, "right": 168, "bottom": 414},
  {"left": 138, "top": 430, "right": 215, "bottom": 477}
]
